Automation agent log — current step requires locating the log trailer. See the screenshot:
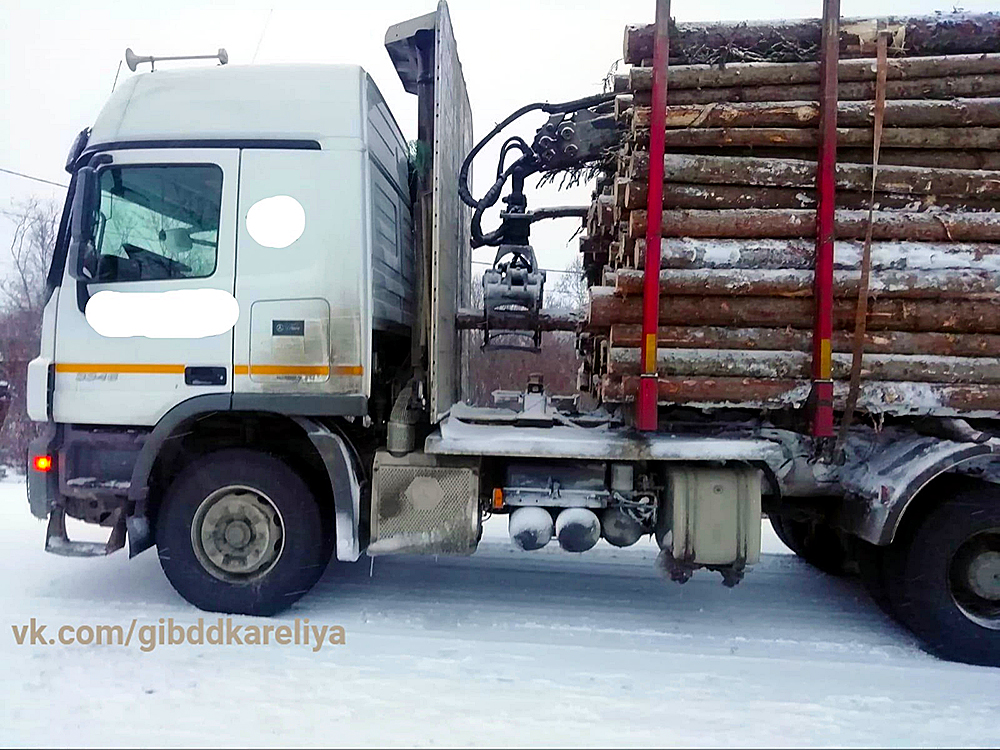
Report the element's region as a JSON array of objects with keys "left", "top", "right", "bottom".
[{"left": 24, "top": 2, "right": 1000, "bottom": 666}]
